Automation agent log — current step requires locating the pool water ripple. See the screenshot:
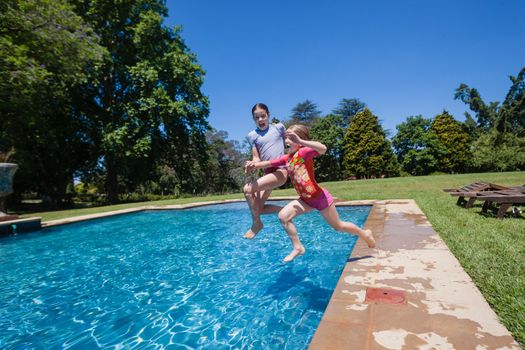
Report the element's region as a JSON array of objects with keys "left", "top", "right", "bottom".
[{"left": 0, "top": 202, "right": 370, "bottom": 349}]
